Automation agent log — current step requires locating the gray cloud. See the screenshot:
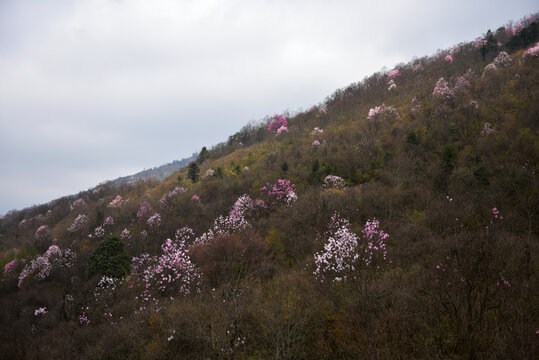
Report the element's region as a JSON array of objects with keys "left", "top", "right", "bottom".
[{"left": 1, "top": 0, "right": 537, "bottom": 214}]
